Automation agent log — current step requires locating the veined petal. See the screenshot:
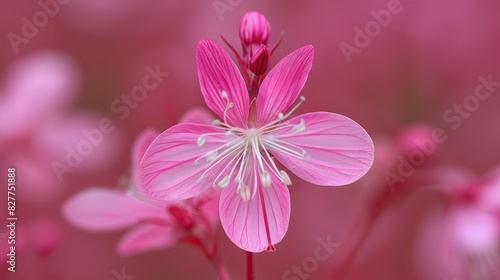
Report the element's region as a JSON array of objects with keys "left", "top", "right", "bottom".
[
  {"left": 63, "top": 188, "right": 168, "bottom": 231},
  {"left": 267, "top": 112, "right": 374, "bottom": 186},
  {"left": 117, "top": 224, "right": 179, "bottom": 257},
  {"left": 140, "top": 122, "right": 239, "bottom": 200},
  {"left": 131, "top": 128, "right": 159, "bottom": 187},
  {"left": 196, "top": 40, "right": 249, "bottom": 127},
  {"left": 256, "top": 45, "right": 314, "bottom": 125},
  {"left": 219, "top": 156, "right": 290, "bottom": 252}
]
